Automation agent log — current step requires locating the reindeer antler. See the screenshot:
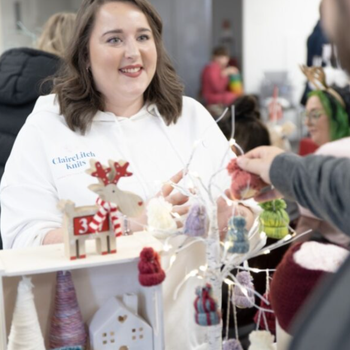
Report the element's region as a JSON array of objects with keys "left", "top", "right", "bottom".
[
  {"left": 300, "top": 65, "right": 345, "bottom": 107},
  {"left": 109, "top": 160, "right": 133, "bottom": 185},
  {"left": 86, "top": 159, "right": 112, "bottom": 186}
]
